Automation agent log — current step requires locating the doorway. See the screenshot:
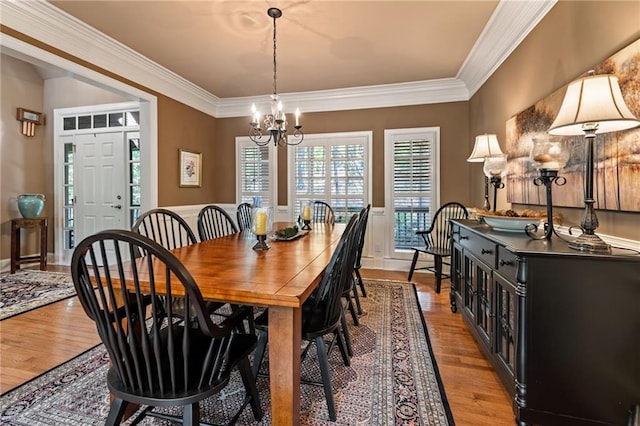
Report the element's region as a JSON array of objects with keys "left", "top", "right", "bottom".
[{"left": 54, "top": 102, "right": 141, "bottom": 263}]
